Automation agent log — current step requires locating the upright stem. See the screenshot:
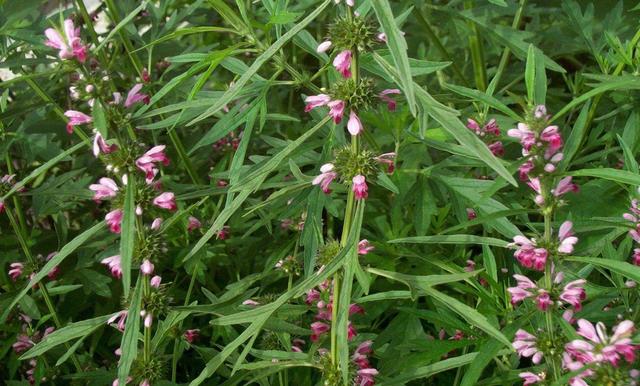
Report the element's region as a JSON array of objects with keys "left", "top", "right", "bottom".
[
  {"left": 542, "top": 188, "right": 560, "bottom": 381},
  {"left": 464, "top": 0, "right": 487, "bottom": 91}
]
